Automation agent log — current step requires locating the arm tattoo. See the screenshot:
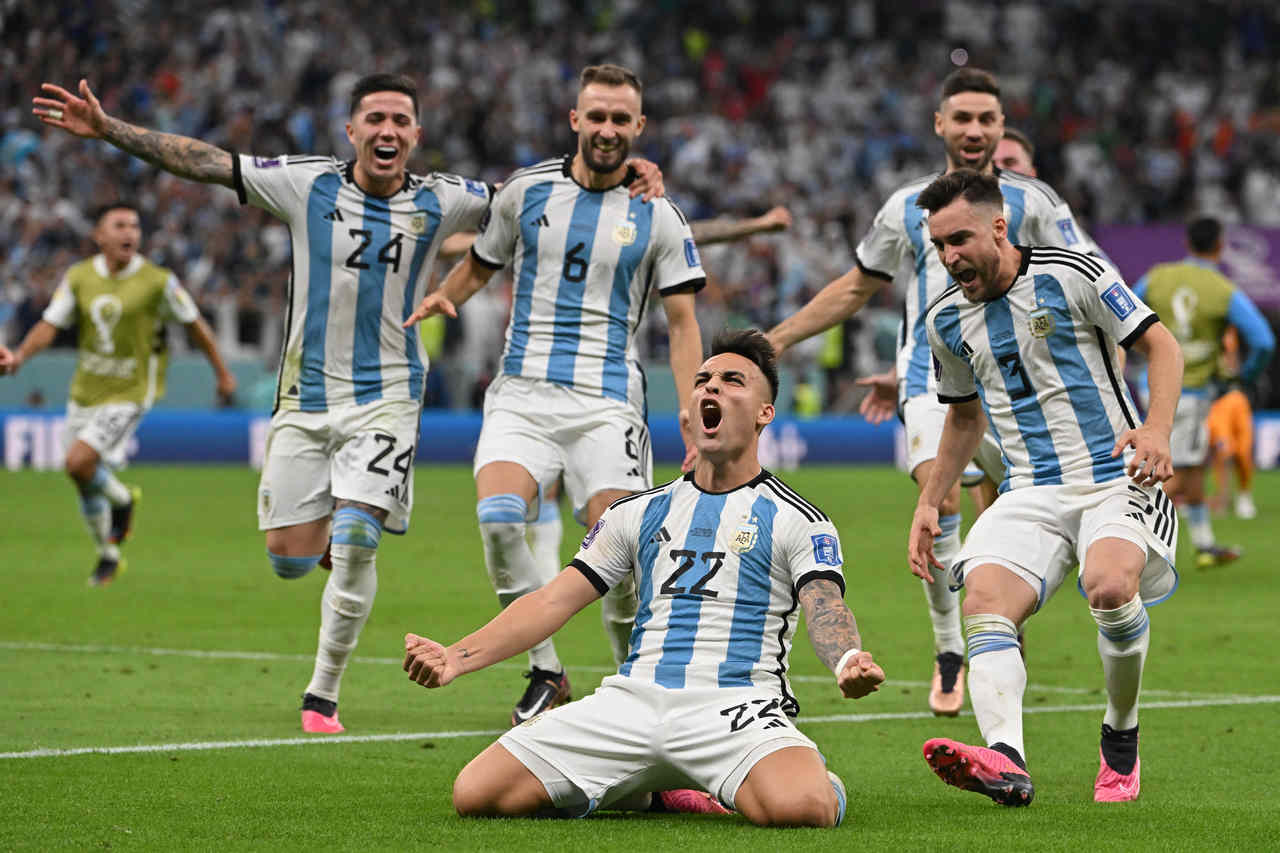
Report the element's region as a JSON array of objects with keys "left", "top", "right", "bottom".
[
  {"left": 798, "top": 579, "right": 862, "bottom": 674},
  {"left": 690, "top": 218, "right": 755, "bottom": 246},
  {"left": 102, "top": 116, "right": 234, "bottom": 187},
  {"left": 458, "top": 648, "right": 474, "bottom": 659}
]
